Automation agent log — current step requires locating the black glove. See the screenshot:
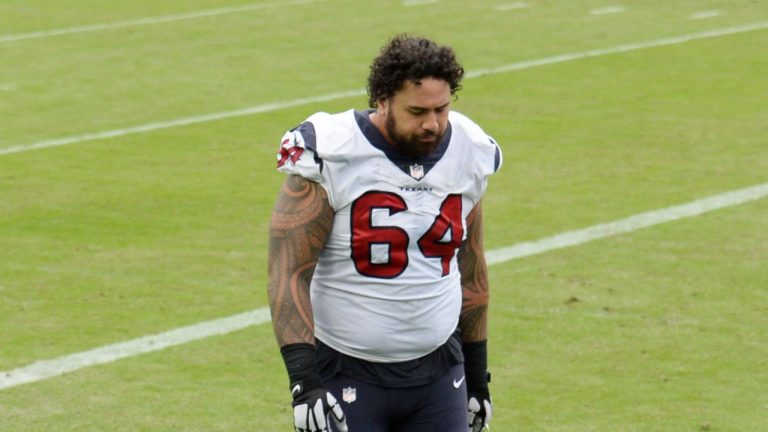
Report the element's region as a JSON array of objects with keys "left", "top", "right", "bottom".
[
  {"left": 463, "top": 341, "right": 492, "bottom": 432},
  {"left": 281, "top": 344, "right": 348, "bottom": 432}
]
